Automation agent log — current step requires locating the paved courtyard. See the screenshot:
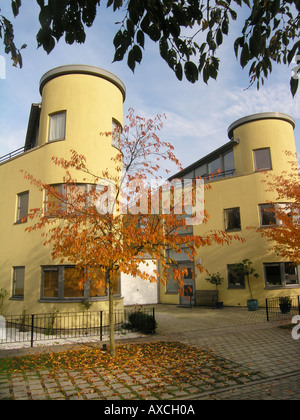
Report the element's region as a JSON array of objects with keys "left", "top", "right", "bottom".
[{"left": 0, "top": 304, "right": 299, "bottom": 400}]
